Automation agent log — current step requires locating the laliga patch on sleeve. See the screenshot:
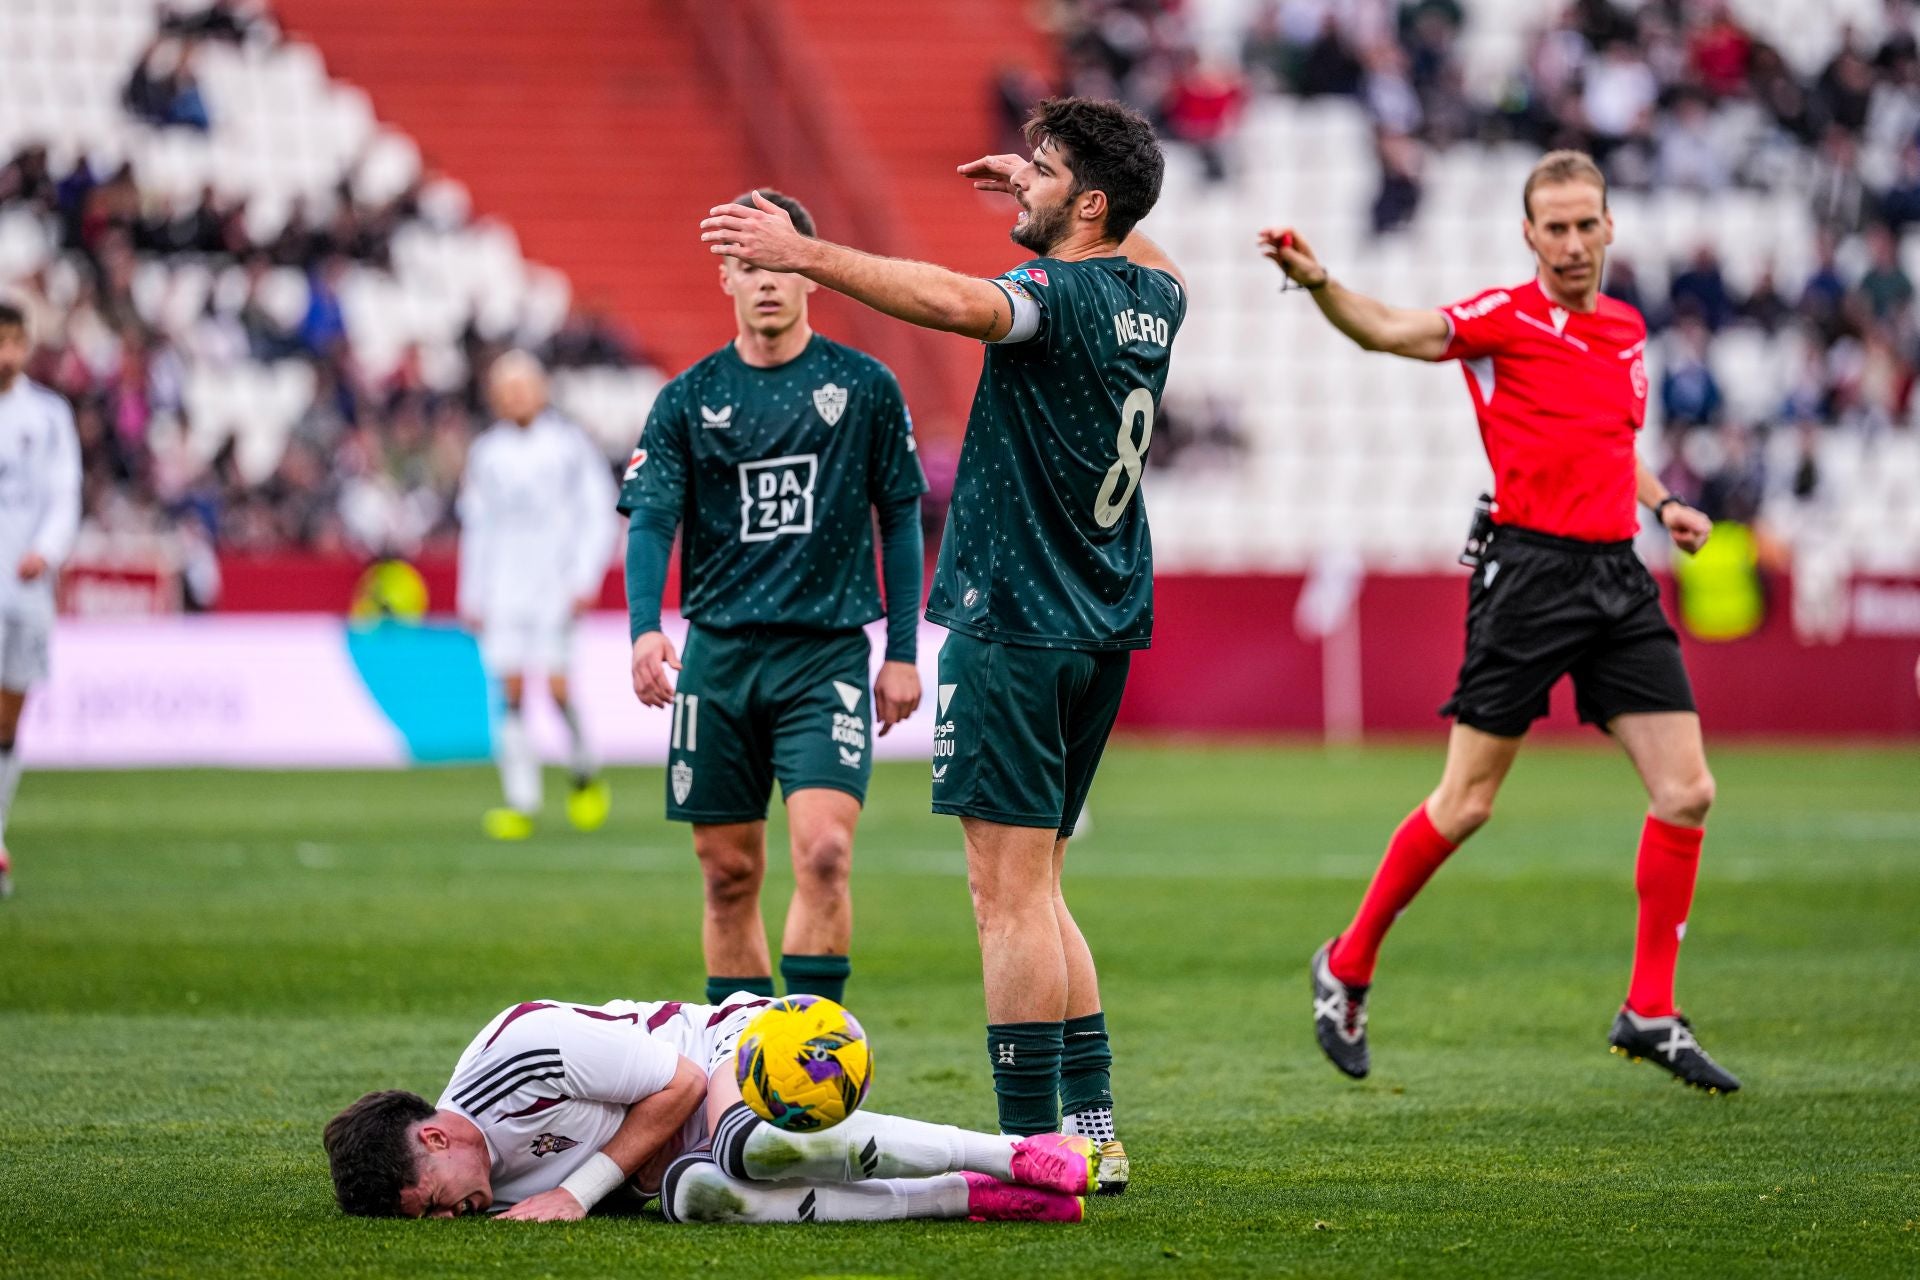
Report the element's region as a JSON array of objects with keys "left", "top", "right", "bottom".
[
  {"left": 1006, "top": 267, "right": 1050, "bottom": 288},
  {"left": 624, "top": 449, "right": 648, "bottom": 480}
]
